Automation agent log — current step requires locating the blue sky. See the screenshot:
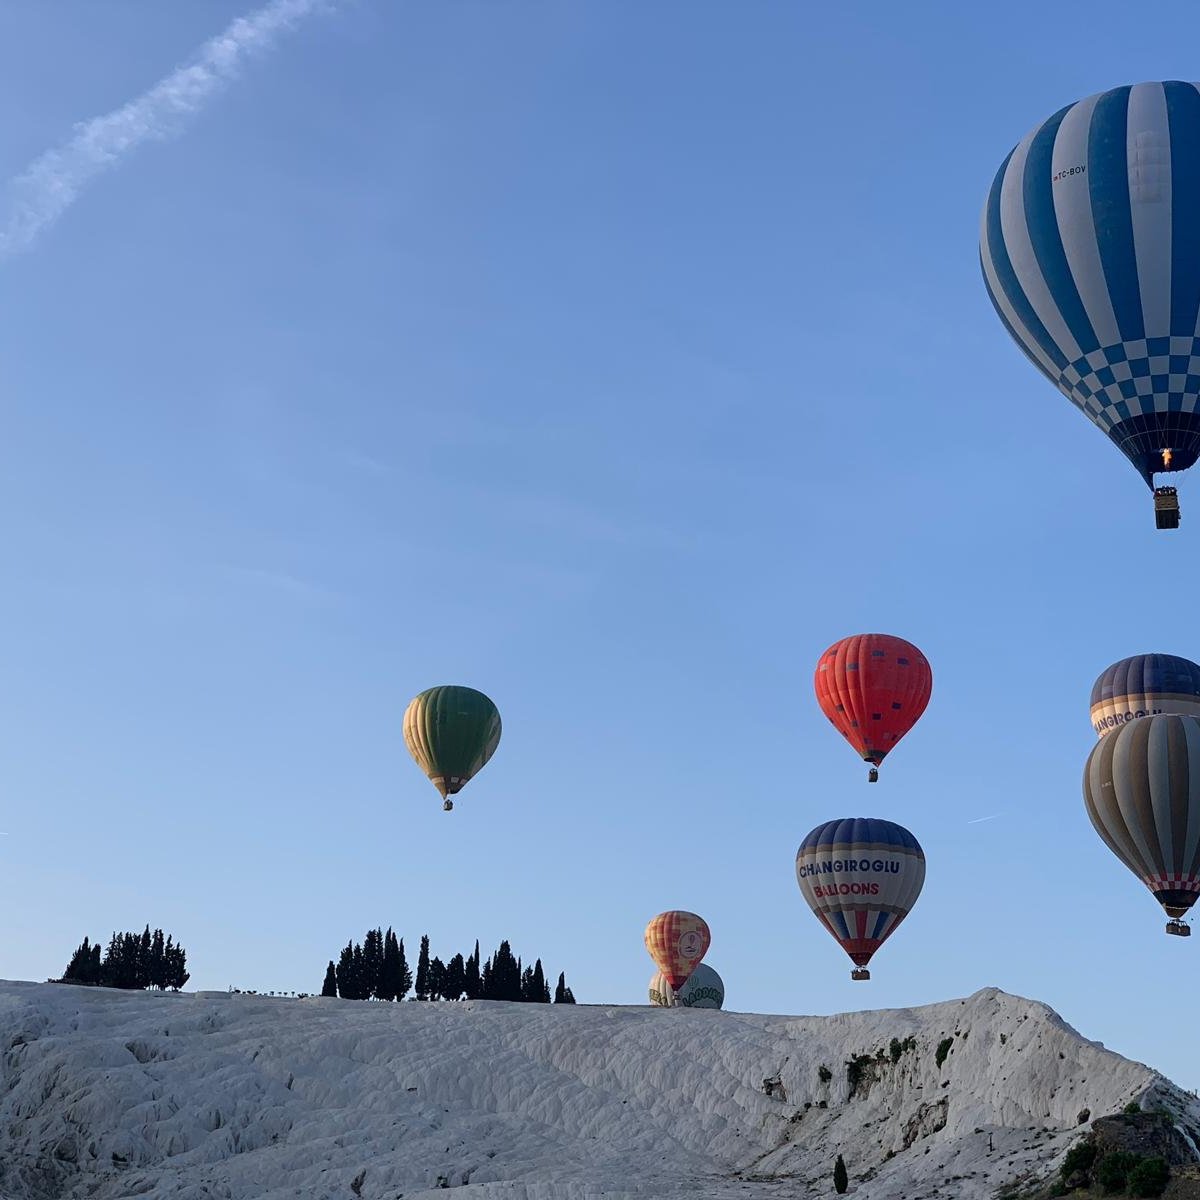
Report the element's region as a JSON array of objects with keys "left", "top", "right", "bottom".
[{"left": 3, "top": 0, "right": 1200, "bottom": 1088}]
